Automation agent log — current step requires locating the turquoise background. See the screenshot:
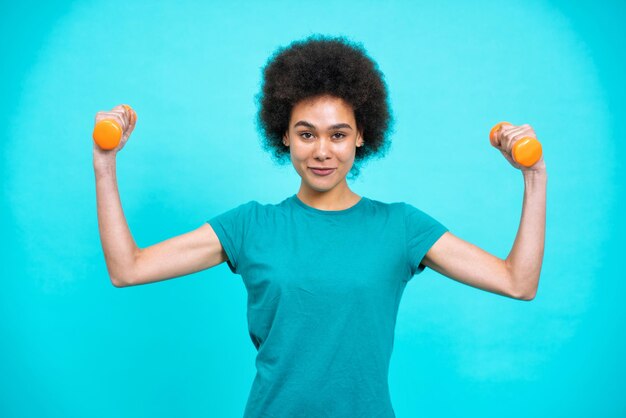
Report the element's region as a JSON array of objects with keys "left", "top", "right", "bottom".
[{"left": 1, "top": 0, "right": 624, "bottom": 416}]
